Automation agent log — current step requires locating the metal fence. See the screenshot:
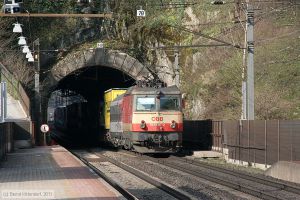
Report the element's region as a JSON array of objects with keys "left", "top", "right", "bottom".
[
  {"left": 212, "top": 120, "right": 300, "bottom": 166},
  {"left": 183, "top": 120, "right": 212, "bottom": 150},
  {"left": 0, "top": 62, "right": 30, "bottom": 117}
]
